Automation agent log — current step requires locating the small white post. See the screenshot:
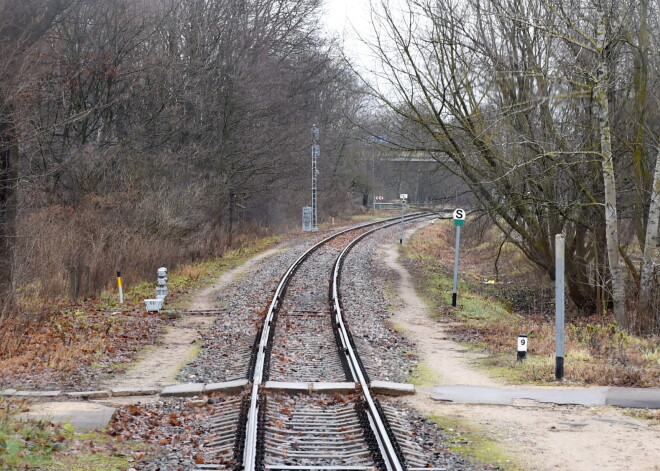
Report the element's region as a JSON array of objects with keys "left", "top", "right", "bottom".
[
  {"left": 400, "top": 201, "right": 405, "bottom": 244},
  {"left": 156, "top": 267, "right": 168, "bottom": 301},
  {"left": 399, "top": 194, "right": 408, "bottom": 244}
]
